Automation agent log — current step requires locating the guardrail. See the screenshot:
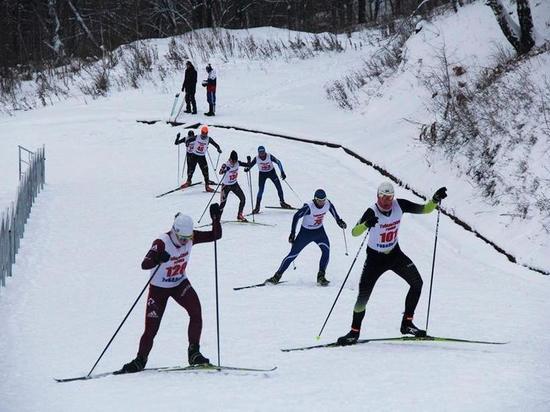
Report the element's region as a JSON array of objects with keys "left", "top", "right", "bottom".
[{"left": 0, "top": 145, "right": 45, "bottom": 291}]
